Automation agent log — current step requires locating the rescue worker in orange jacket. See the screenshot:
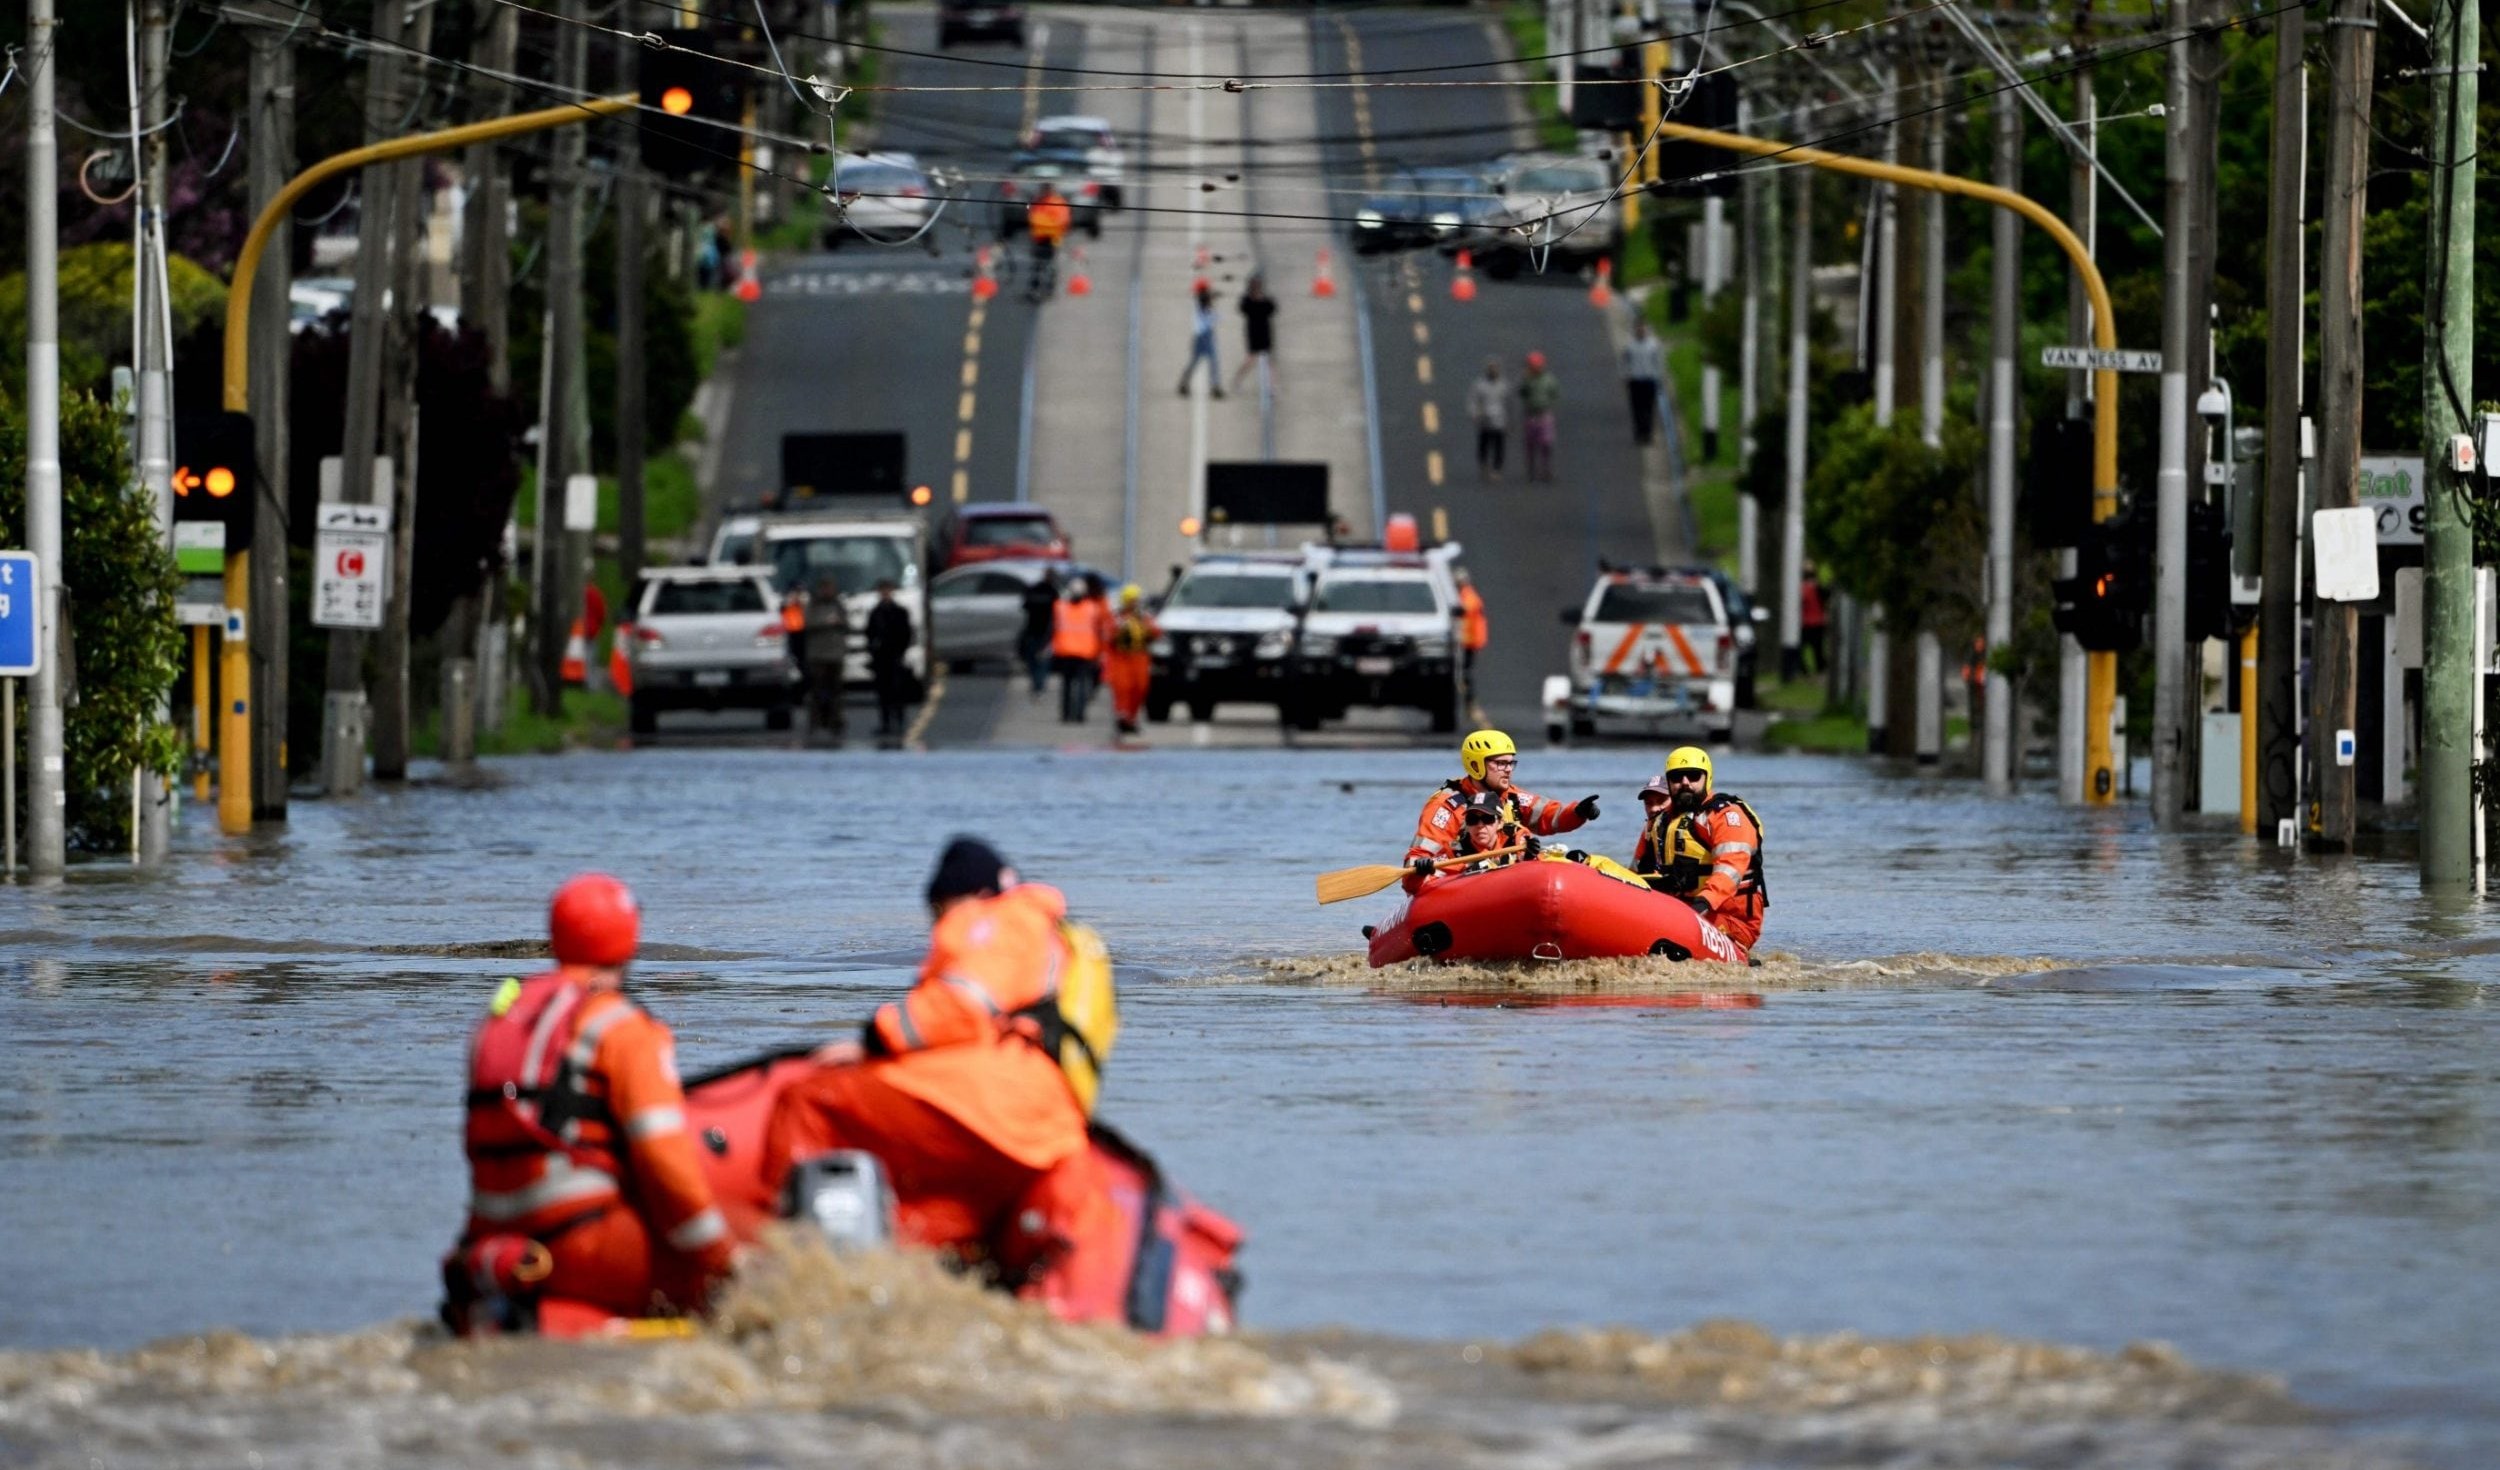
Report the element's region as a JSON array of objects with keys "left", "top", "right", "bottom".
[
  {"left": 1451, "top": 790, "right": 1539, "bottom": 869},
  {"left": 1102, "top": 583, "right": 1158, "bottom": 737},
  {"left": 1404, "top": 728, "right": 1597, "bottom": 893},
  {"left": 1638, "top": 746, "right": 1767, "bottom": 950},
  {"left": 1454, "top": 568, "right": 1489, "bottom": 700},
  {"left": 1026, "top": 184, "right": 1071, "bottom": 294},
  {"left": 763, "top": 839, "right": 1116, "bottom": 1284},
  {"left": 449, "top": 874, "right": 735, "bottom": 1327},
  {"left": 1050, "top": 576, "right": 1109, "bottom": 724}
]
